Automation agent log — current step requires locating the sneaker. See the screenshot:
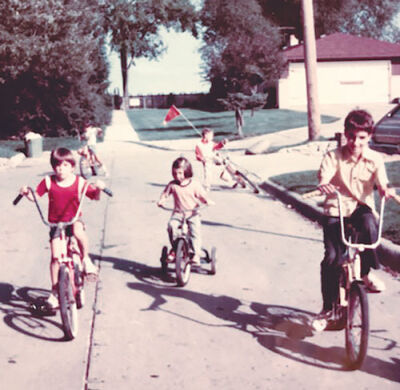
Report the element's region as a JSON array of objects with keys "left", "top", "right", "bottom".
[
  {"left": 311, "top": 309, "right": 332, "bottom": 332},
  {"left": 363, "top": 272, "right": 385, "bottom": 292},
  {"left": 83, "top": 256, "right": 98, "bottom": 276},
  {"left": 46, "top": 292, "right": 59, "bottom": 309},
  {"left": 167, "top": 250, "right": 175, "bottom": 261}
]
